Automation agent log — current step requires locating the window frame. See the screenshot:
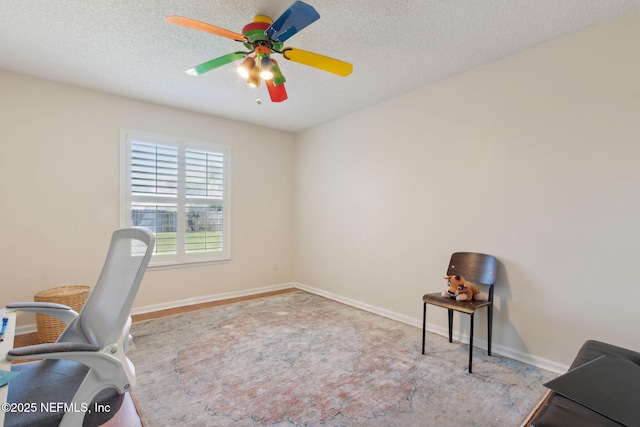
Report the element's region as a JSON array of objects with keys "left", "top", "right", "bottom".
[{"left": 120, "top": 129, "right": 231, "bottom": 268}]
